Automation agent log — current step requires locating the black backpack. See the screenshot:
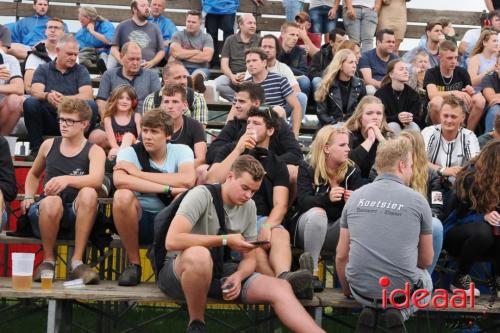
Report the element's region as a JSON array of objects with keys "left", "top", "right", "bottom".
[{"left": 149, "top": 184, "right": 229, "bottom": 280}]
